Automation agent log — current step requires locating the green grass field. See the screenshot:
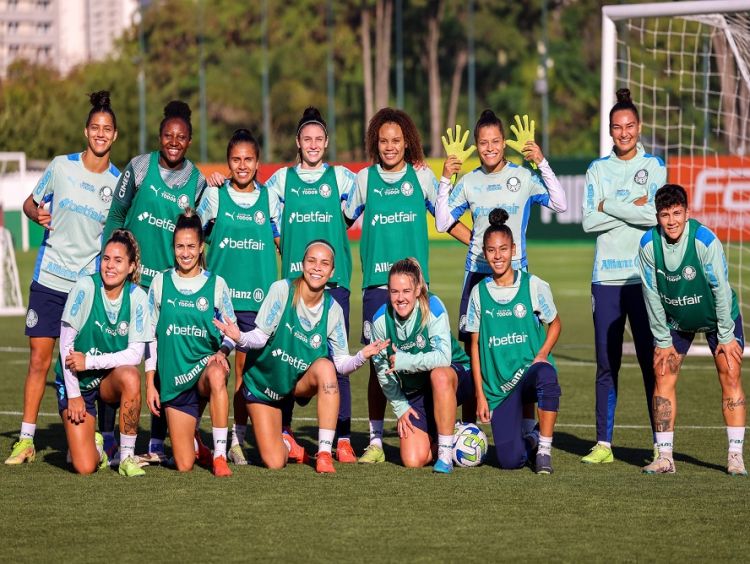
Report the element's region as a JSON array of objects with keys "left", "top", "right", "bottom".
[{"left": 1, "top": 242, "right": 748, "bottom": 563}]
